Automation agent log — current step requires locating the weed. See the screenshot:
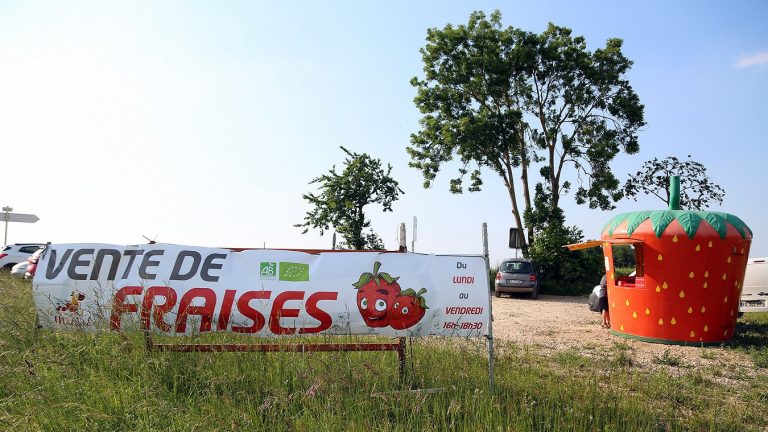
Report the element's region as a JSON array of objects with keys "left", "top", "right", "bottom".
[
  {"left": 2, "top": 274, "right": 767, "bottom": 431},
  {"left": 653, "top": 349, "right": 685, "bottom": 367}
]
